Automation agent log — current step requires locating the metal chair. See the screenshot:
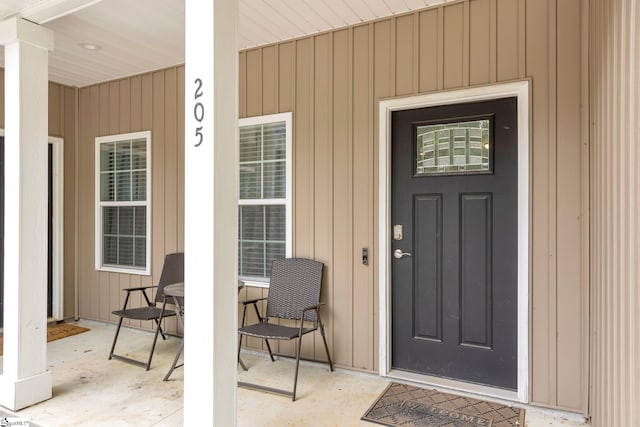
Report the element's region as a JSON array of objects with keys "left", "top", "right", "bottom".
[
  {"left": 237, "top": 258, "right": 334, "bottom": 401},
  {"left": 237, "top": 280, "right": 247, "bottom": 371},
  {"left": 108, "top": 252, "right": 184, "bottom": 370}
]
